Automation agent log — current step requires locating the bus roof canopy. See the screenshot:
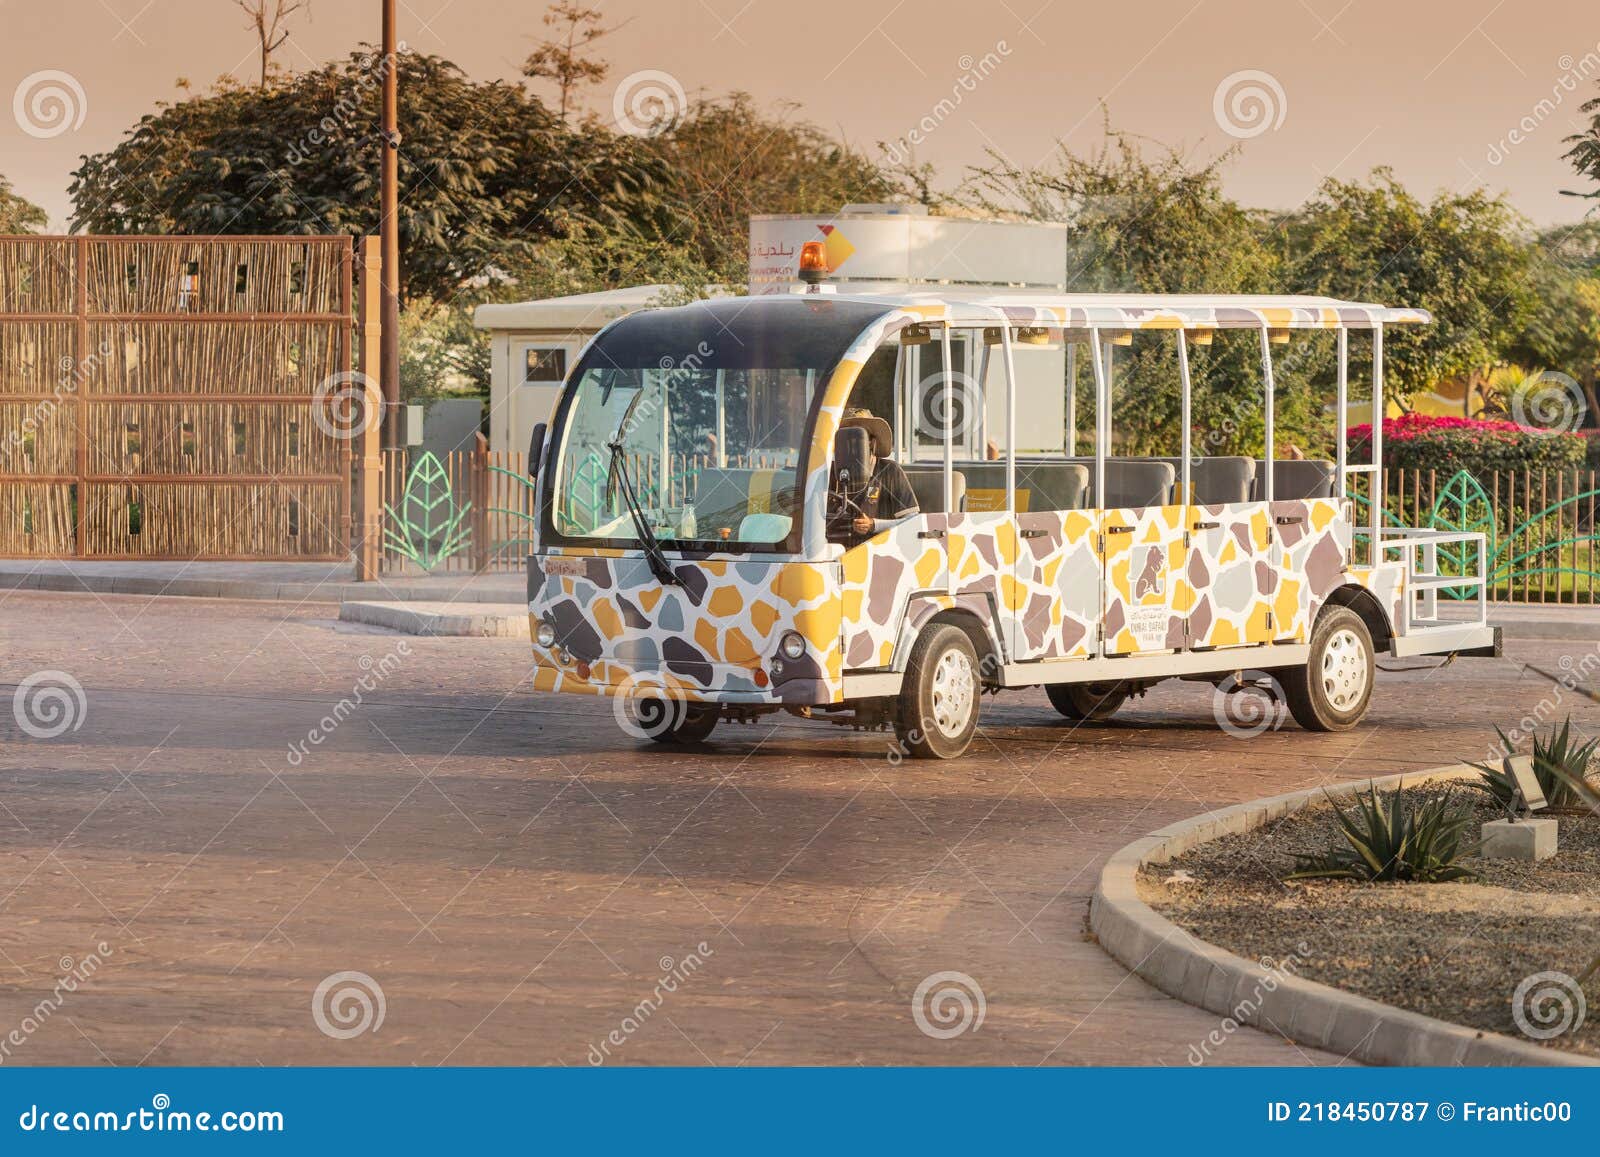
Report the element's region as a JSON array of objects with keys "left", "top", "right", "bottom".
[{"left": 795, "top": 290, "right": 1428, "bottom": 330}]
